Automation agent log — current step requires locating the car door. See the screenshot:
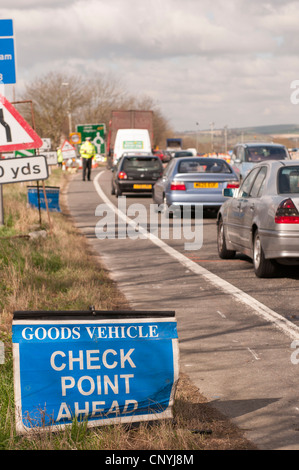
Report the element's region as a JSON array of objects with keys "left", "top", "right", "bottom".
[
  {"left": 154, "top": 160, "right": 175, "bottom": 204},
  {"left": 238, "top": 167, "right": 267, "bottom": 250},
  {"left": 226, "top": 167, "right": 260, "bottom": 246}
]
